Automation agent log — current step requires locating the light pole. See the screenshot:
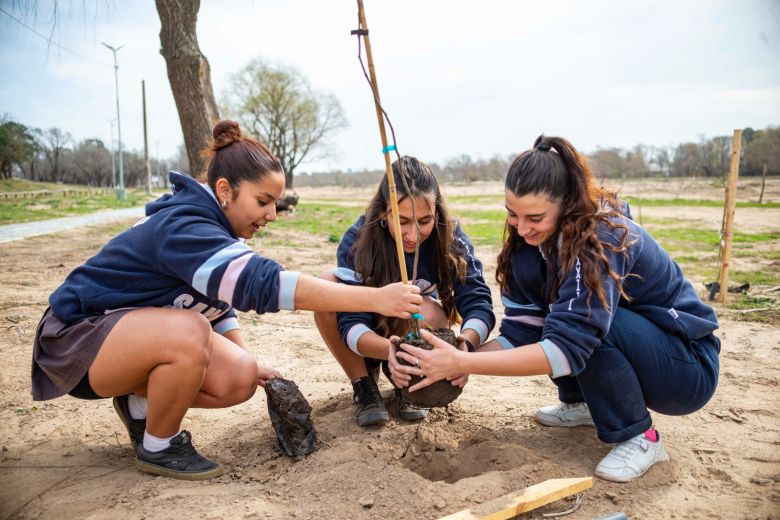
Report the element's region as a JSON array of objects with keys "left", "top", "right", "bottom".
[
  {"left": 102, "top": 42, "right": 126, "bottom": 200},
  {"left": 107, "top": 118, "right": 116, "bottom": 188}
]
